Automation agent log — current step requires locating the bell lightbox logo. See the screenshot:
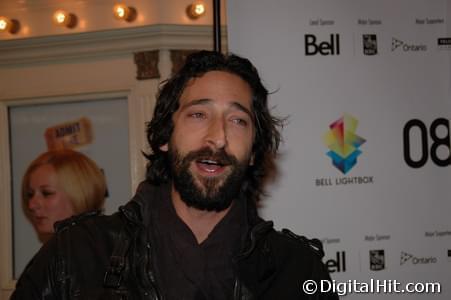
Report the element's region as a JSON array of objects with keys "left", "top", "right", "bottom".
[{"left": 323, "top": 114, "right": 366, "bottom": 174}]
